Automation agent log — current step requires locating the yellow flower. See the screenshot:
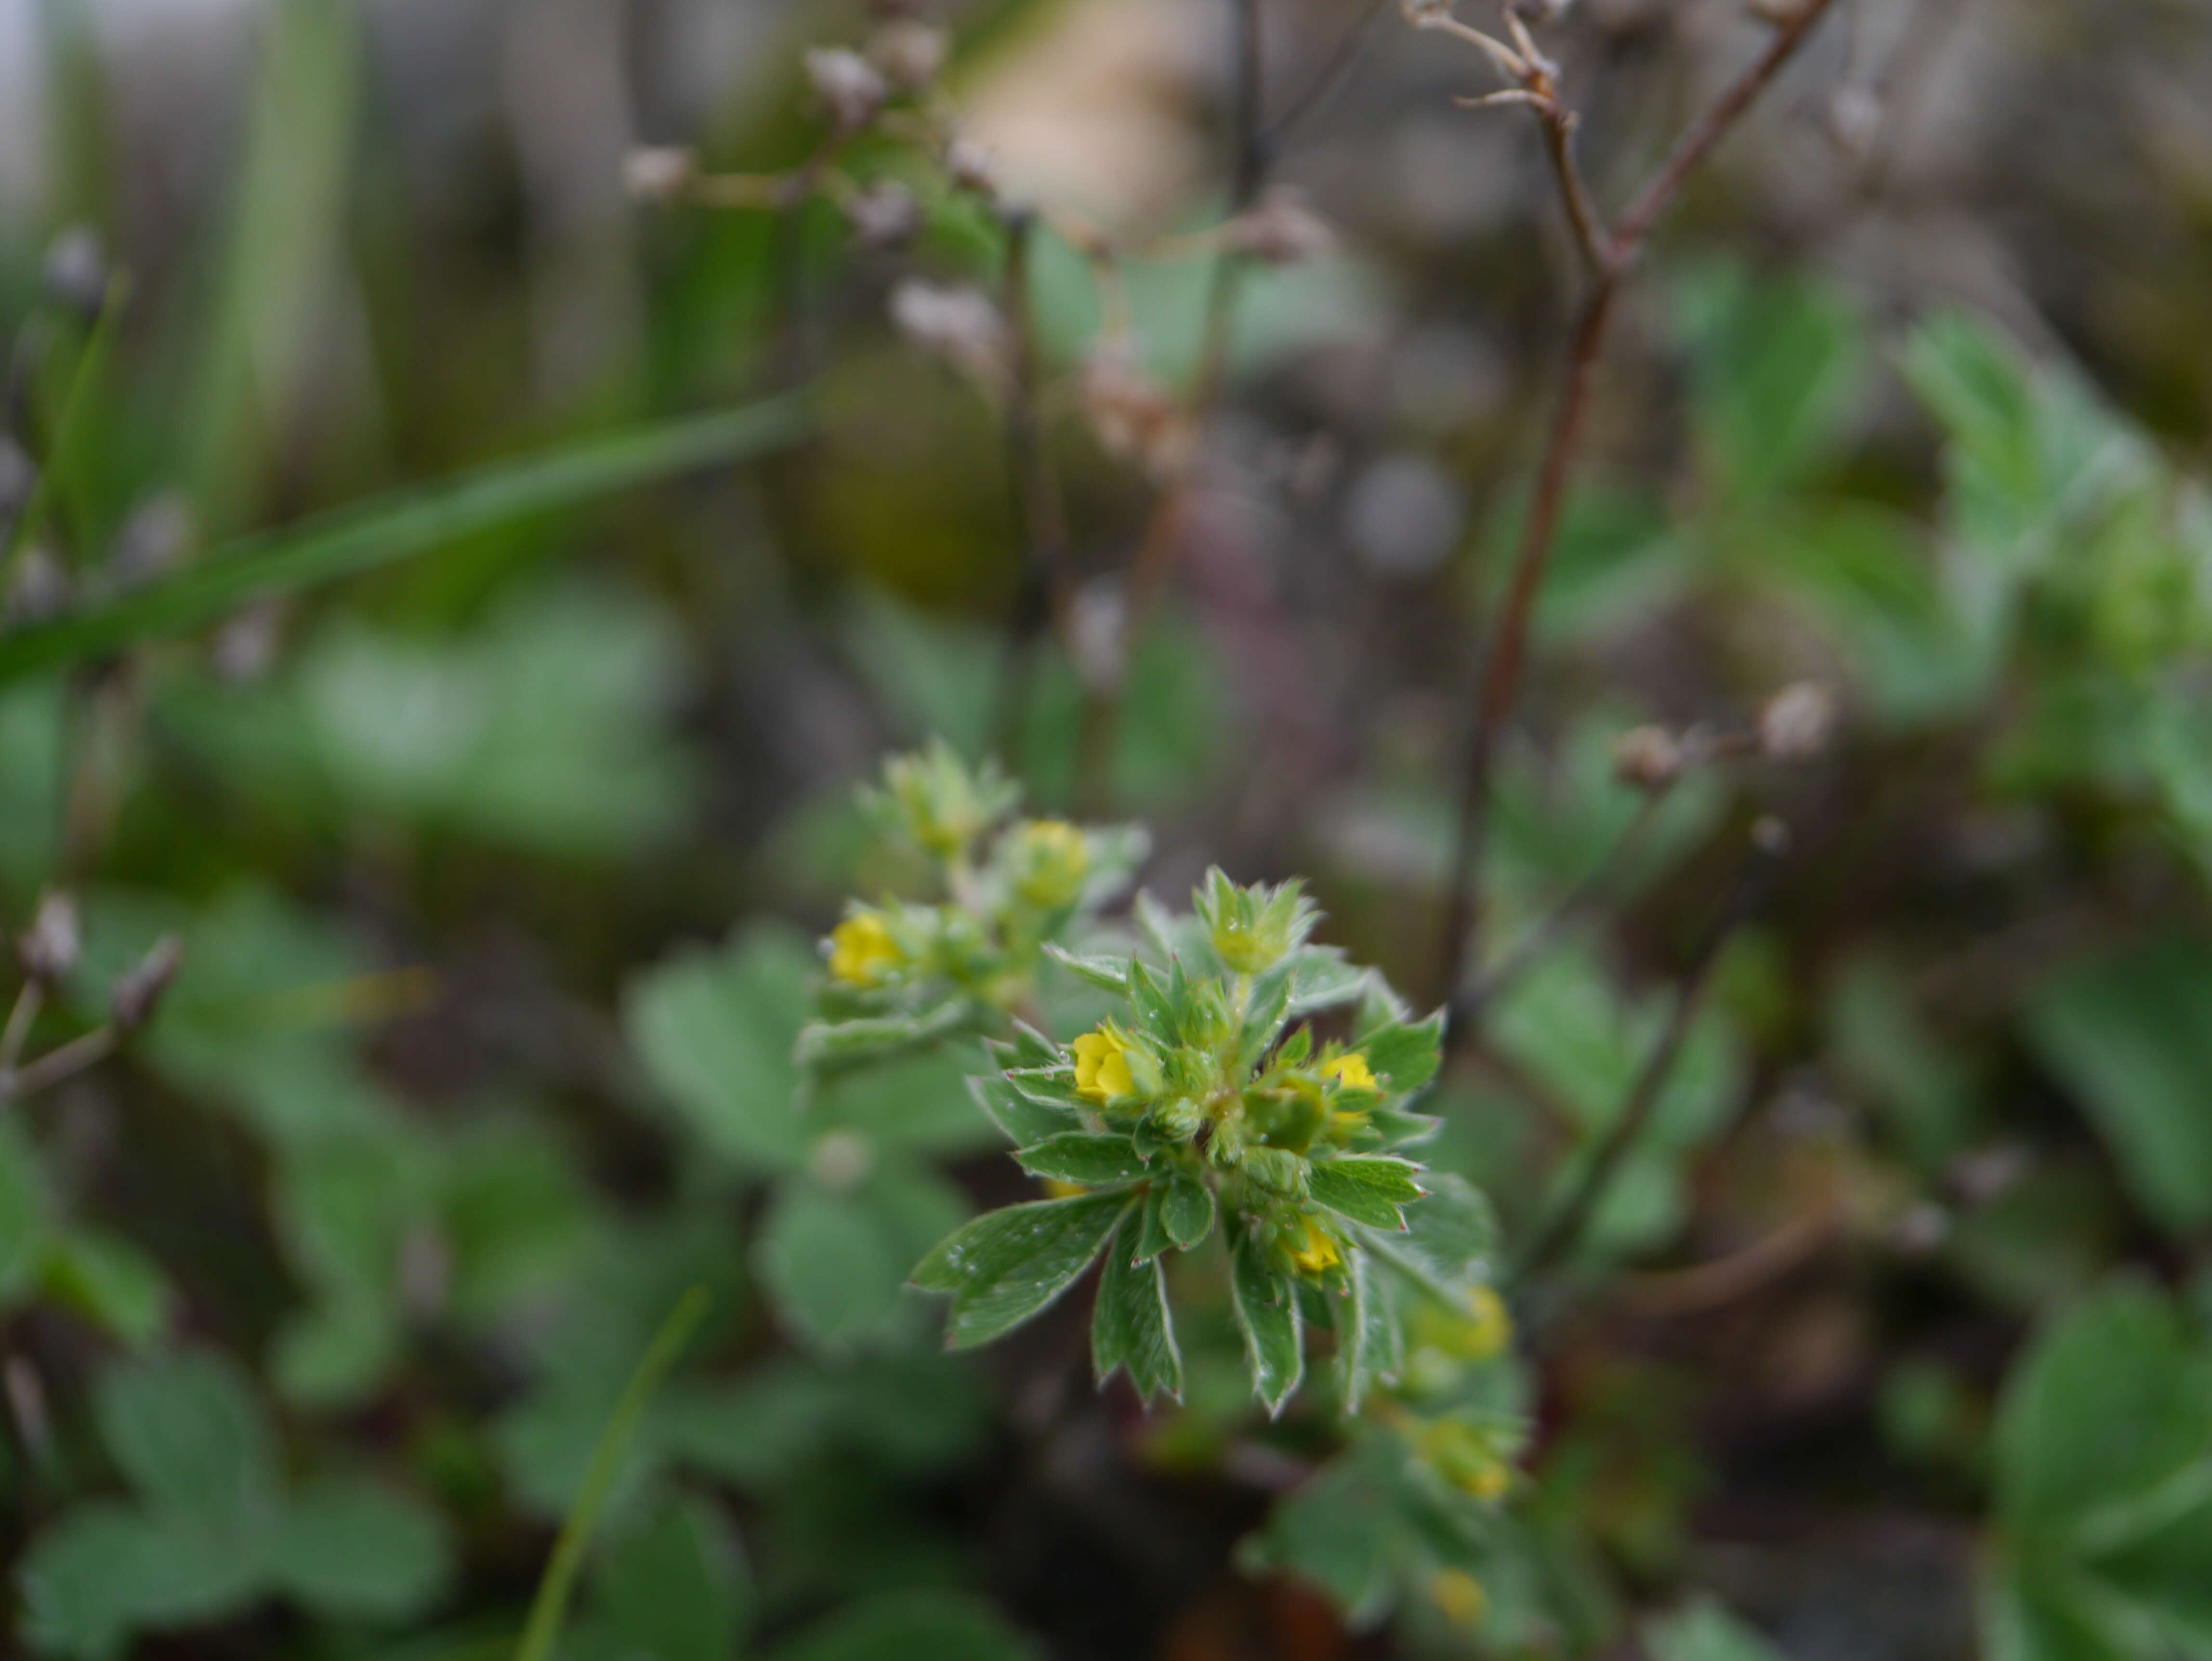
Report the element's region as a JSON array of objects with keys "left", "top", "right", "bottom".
[
  {"left": 1428, "top": 1569, "right": 1488, "bottom": 1629},
  {"left": 1040, "top": 1178, "right": 1087, "bottom": 1200},
  {"left": 1013, "top": 819, "right": 1091, "bottom": 908},
  {"left": 1322, "top": 1051, "right": 1377, "bottom": 1091},
  {"left": 1288, "top": 1216, "right": 1341, "bottom": 1276},
  {"left": 1071, "top": 1028, "right": 1134, "bottom": 1103},
  {"left": 827, "top": 911, "right": 902, "bottom": 986},
  {"left": 1457, "top": 1284, "right": 1512, "bottom": 1361}
]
